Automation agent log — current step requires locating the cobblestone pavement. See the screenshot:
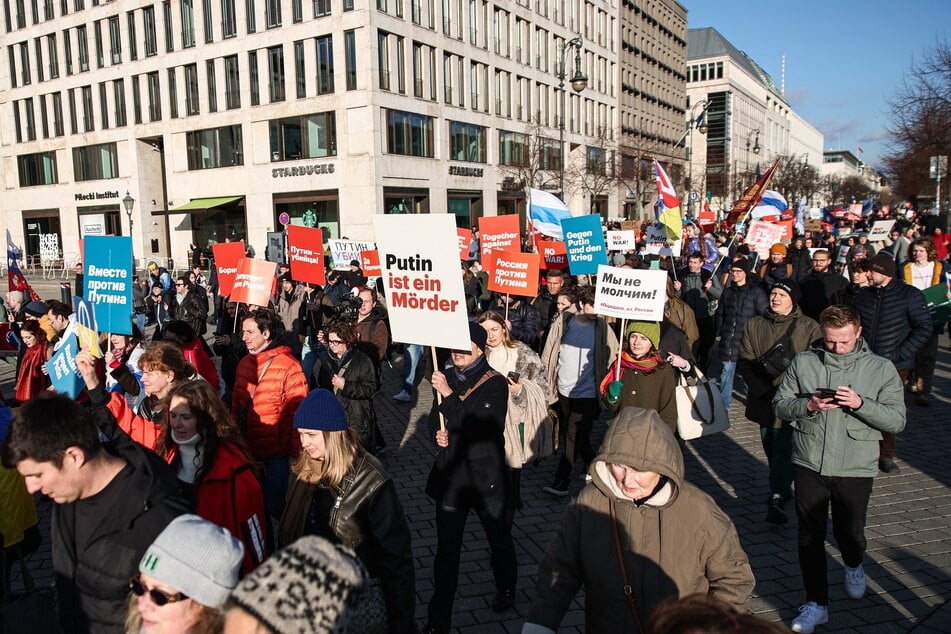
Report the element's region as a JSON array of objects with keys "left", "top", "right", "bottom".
[{"left": 4, "top": 277, "right": 951, "bottom": 632}]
